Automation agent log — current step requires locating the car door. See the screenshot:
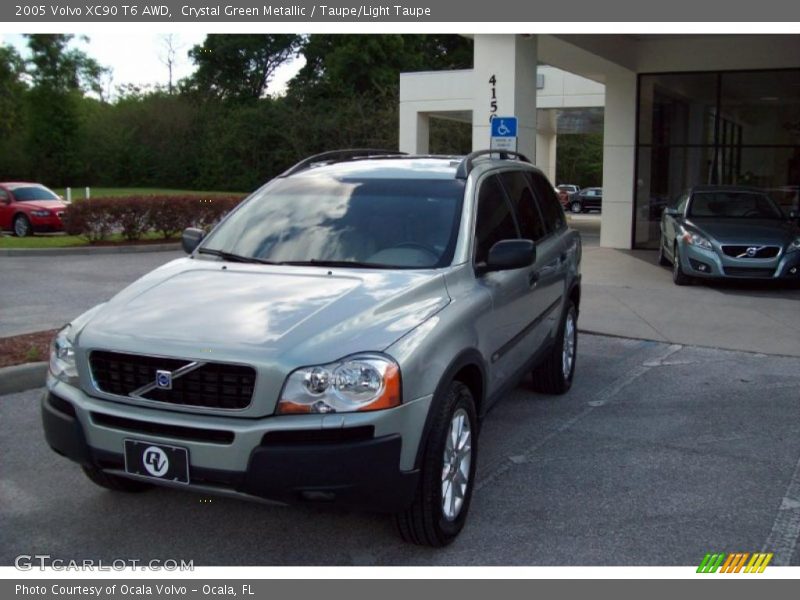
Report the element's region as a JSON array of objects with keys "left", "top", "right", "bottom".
[
  {"left": 472, "top": 173, "right": 541, "bottom": 394},
  {"left": 0, "top": 187, "right": 11, "bottom": 230},
  {"left": 526, "top": 171, "right": 570, "bottom": 339}
]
